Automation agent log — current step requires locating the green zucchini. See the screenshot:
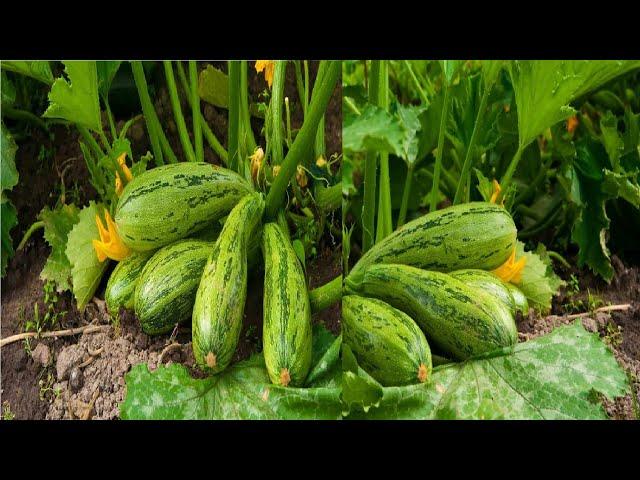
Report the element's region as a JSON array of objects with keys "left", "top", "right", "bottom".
[
  {"left": 262, "top": 222, "right": 312, "bottom": 387},
  {"left": 347, "top": 202, "right": 516, "bottom": 285},
  {"left": 345, "top": 264, "right": 517, "bottom": 360},
  {"left": 115, "top": 162, "right": 252, "bottom": 251},
  {"left": 192, "top": 193, "right": 264, "bottom": 374},
  {"left": 342, "top": 295, "right": 432, "bottom": 386},
  {"left": 105, "top": 251, "right": 154, "bottom": 320},
  {"left": 134, "top": 239, "right": 213, "bottom": 335},
  {"left": 450, "top": 269, "right": 516, "bottom": 314},
  {"left": 506, "top": 283, "right": 529, "bottom": 316}
]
